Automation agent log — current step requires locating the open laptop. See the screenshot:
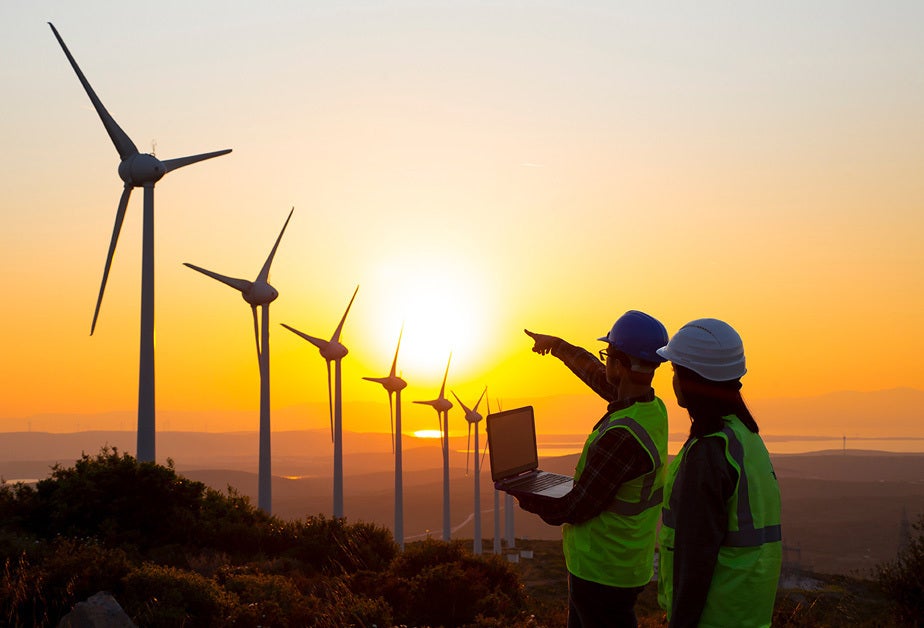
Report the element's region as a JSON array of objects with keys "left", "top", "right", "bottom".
[{"left": 487, "top": 405, "right": 574, "bottom": 498}]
